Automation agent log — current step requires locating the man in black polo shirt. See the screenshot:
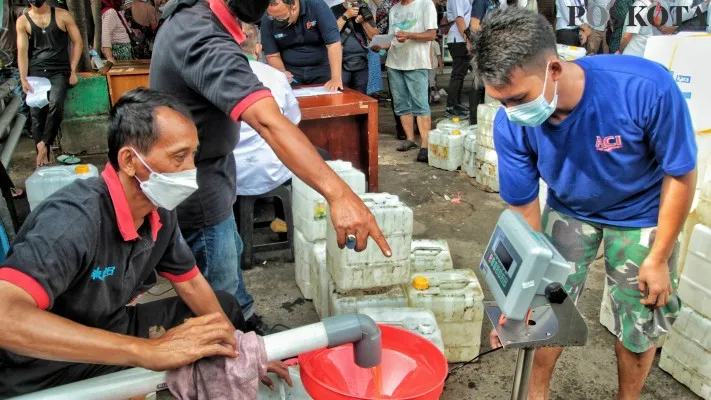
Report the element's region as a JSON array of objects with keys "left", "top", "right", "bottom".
[
  {"left": 261, "top": 0, "right": 344, "bottom": 90},
  {"left": 151, "top": 0, "right": 391, "bottom": 333},
  {"left": 0, "top": 89, "right": 289, "bottom": 397}
]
